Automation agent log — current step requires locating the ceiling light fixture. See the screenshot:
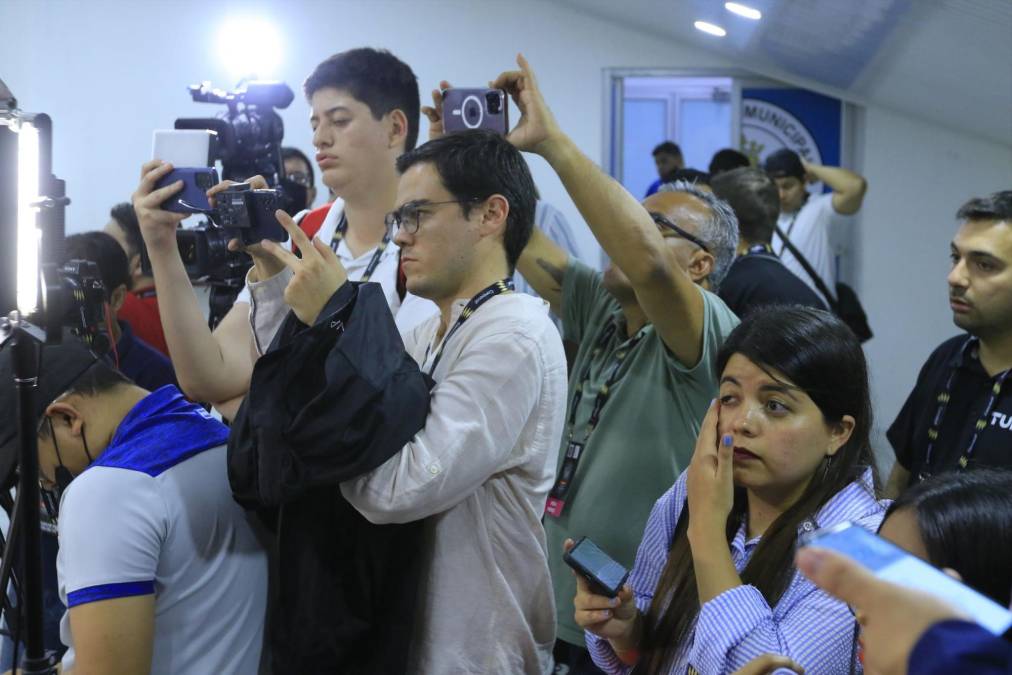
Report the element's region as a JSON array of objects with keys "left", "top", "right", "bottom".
[
  {"left": 694, "top": 21, "right": 727, "bottom": 37},
  {"left": 724, "top": 2, "right": 762, "bottom": 20}
]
